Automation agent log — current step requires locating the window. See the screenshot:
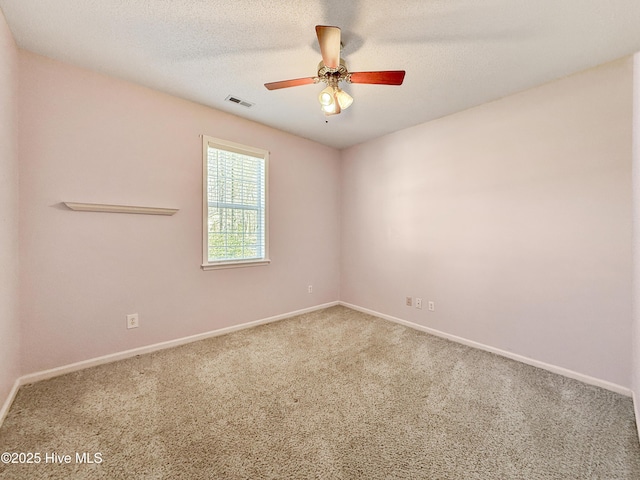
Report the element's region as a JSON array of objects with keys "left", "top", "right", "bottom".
[{"left": 202, "top": 136, "right": 269, "bottom": 270}]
